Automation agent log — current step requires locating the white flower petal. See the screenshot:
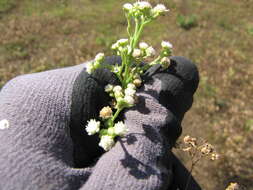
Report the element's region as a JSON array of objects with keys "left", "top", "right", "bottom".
[
  {"left": 161, "top": 41, "right": 173, "bottom": 49},
  {"left": 114, "top": 121, "right": 128, "bottom": 136},
  {"left": 85, "top": 119, "right": 100, "bottom": 135},
  {"left": 99, "top": 135, "right": 115, "bottom": 151},
  {"left": 0, "top": 119, "right": 9, "bottom": 130}
]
